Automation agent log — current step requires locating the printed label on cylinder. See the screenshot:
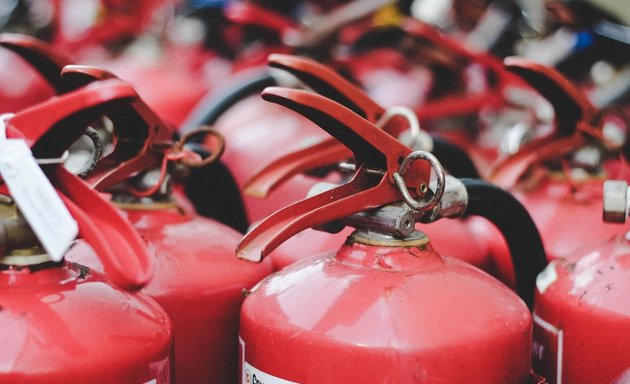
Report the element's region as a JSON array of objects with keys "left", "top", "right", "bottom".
[{"left": 532, "top": 313, "right": 563, "bottom": 384}]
